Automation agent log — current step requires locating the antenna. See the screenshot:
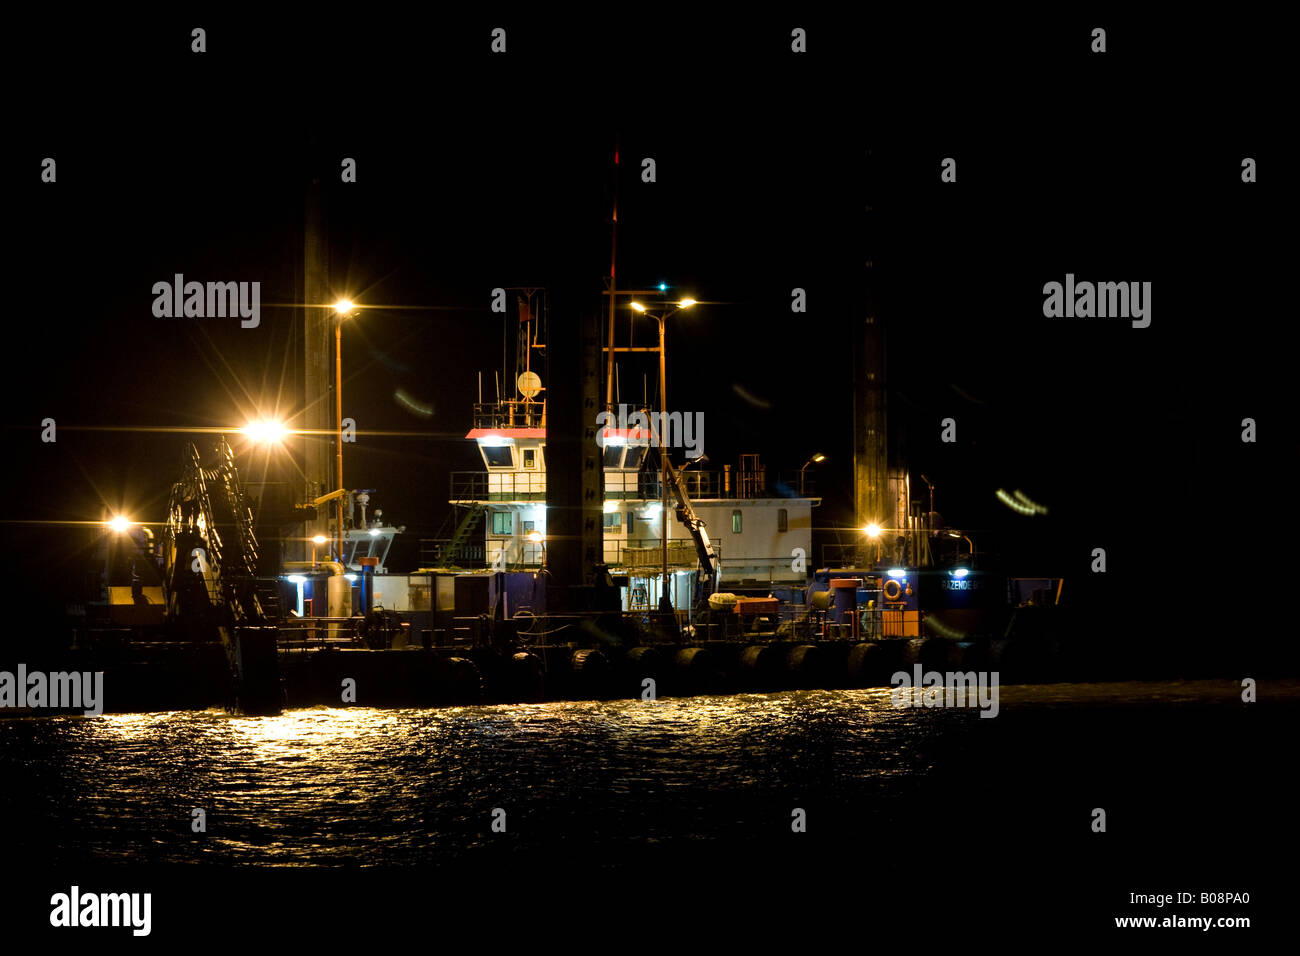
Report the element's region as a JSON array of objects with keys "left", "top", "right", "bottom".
[
  {"left": 606, "top": 138, "right": 619, "bottom": 412},
  {"left": 478, "top": 371, "right": 482, "bottom": 405},
  {"left": 615, "top": 363, "right": 621, "bottom": 404},
  {"left": 495, "top": 370, "right": 500, "bottom": 404}
]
